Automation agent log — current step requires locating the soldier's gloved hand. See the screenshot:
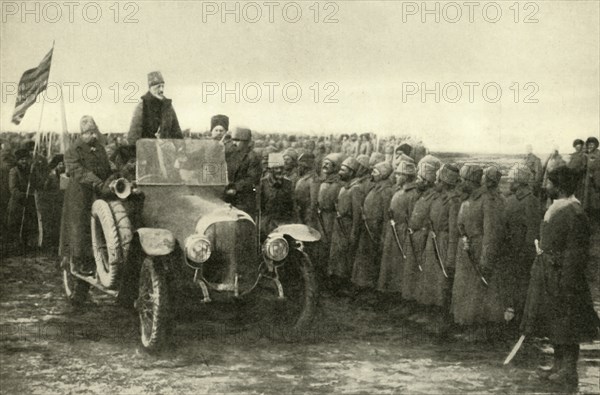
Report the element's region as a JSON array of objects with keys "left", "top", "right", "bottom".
[
  {"left": 94, "top": 180, "right": 113, "bottom": 198},
  {"left": 504, "top": 307, "right": 515, "bottom": 322},
  {"left": 225, "top": 188, "right": 237, "bottom": 196}
]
